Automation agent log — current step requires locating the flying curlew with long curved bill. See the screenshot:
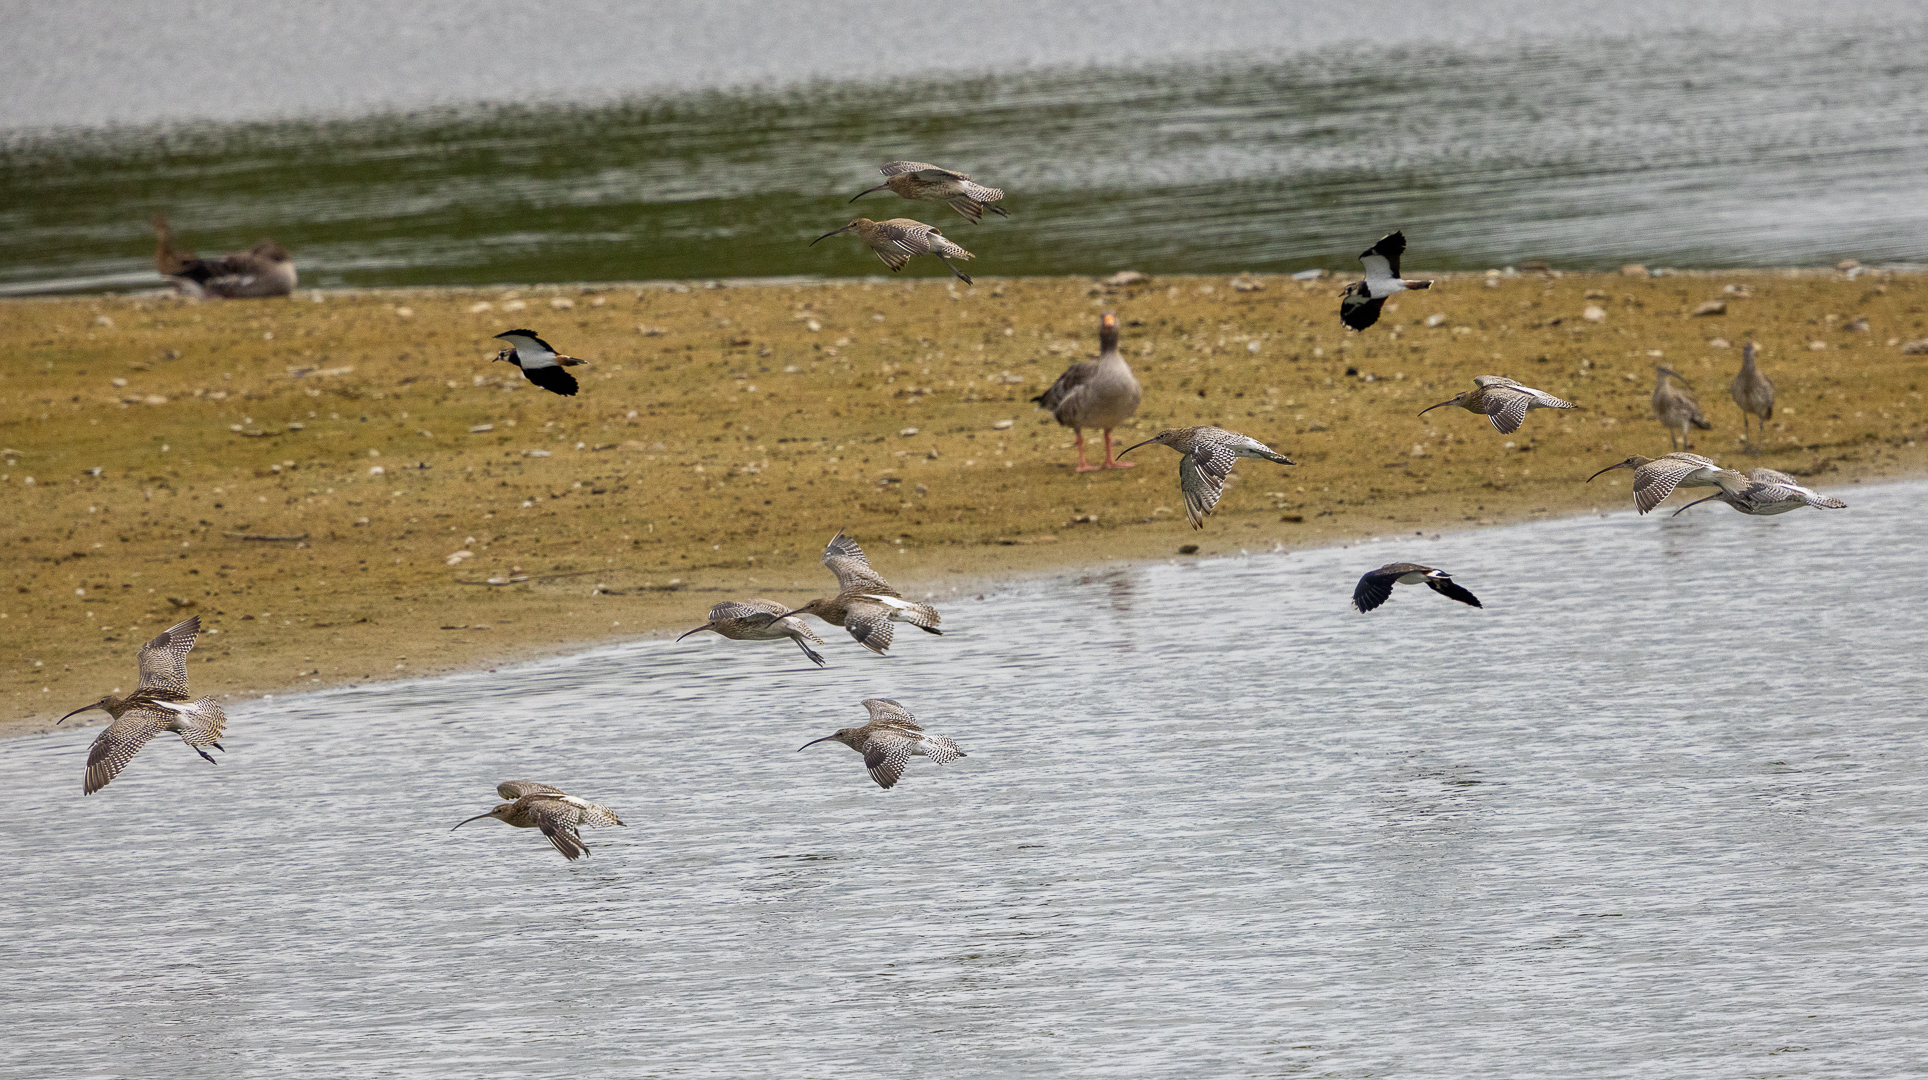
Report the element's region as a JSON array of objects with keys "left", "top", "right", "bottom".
[
  {"left": 849, "top": 161, "right": 1008, "bottom": 224},
  {"left": 1669, "top": 467, "right": 1846, "bottom": 517},
  {"left": 1585, "top": 452, "right": 1739, "bottom": 515},
  {"left": 57, "top": 615, "right": 228, "bottom": 795},
  {"left": 1418, "top": 376, "right": 1577, "bottom": 435},
  {"left": 1120, "top": 427, "right": 1295, "bottom": 528},
  {"left": 809, "top": 218, "right": 976, "bottom": 284},
  {"left": 451, "top": 781, "right": 625, "bottom": 861},
  {"left": 797, "top": 698, "right": 966, "bottom": 790},
  {"left": 772, "top": 530, "right": 942, "bottom": 655},
  {"left": 678, "top": 599, "right": 828, "bottom": 667}
]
